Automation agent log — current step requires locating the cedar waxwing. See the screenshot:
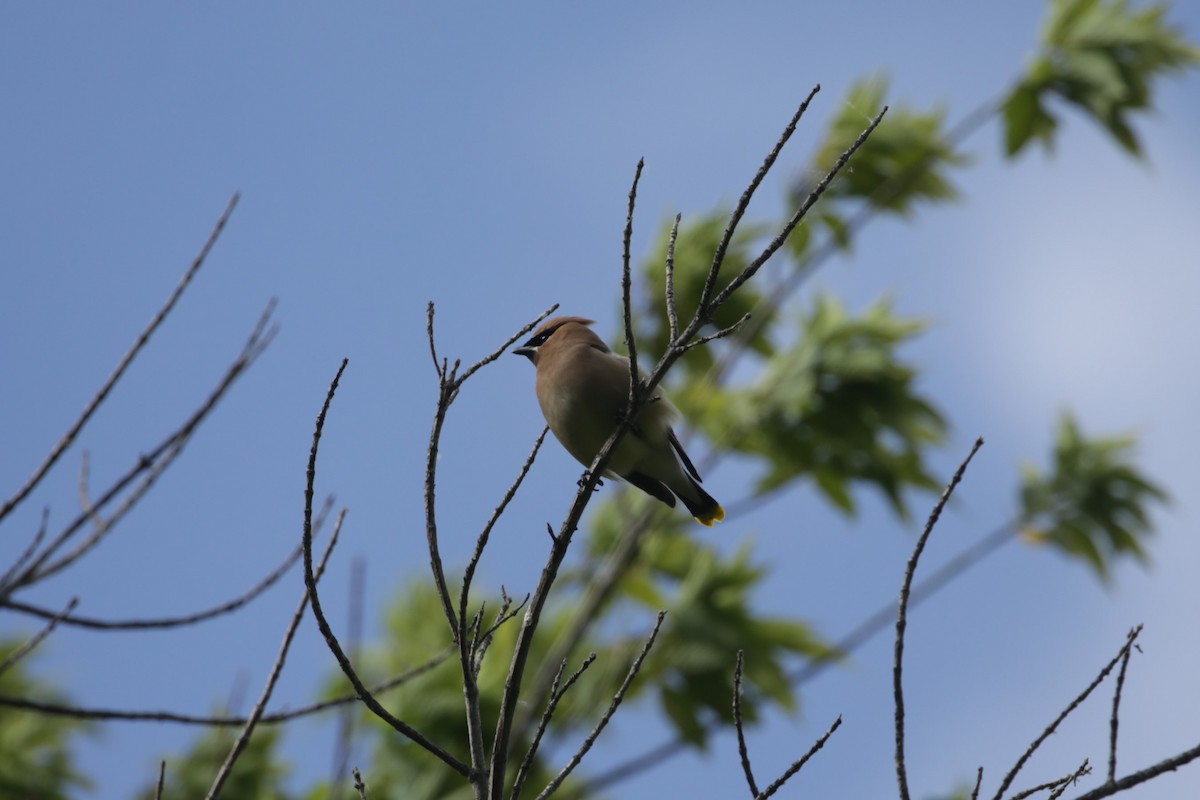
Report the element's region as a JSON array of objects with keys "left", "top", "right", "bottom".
[{"left": 514, "top": 316, "right": 725, "bottom": 526}]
